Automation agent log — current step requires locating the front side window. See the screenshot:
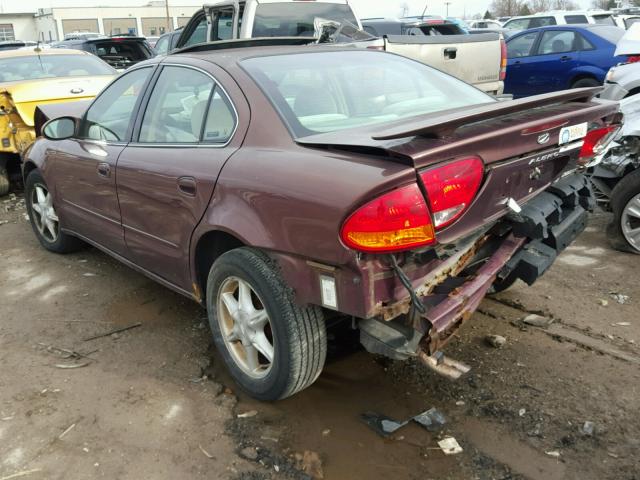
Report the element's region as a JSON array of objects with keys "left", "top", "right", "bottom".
[
  {"left": 0, "top": 54, "right": 115, "bottom": 82},
  {"left": 252, "top": 3, "right": 358, "bottom": 37},
  {"left": 183, "top": 16, "right": 207, "bottom": 47},
  {"left": 593, "top": 15, "right": 615, "bottom": 25},
  {"left": 139, "top": 66, "right": 213, "bottom": 143},
  {"left": 503, "top": 18, "right": 531, "bottom": 30},
  {"left": 81, "top": 67, "right": 152, "bottom": 142},
  {"left": 536, "top": 30, "right": 576, "bottom": 55},
  {"left": 507, "top": 32, "right": 538, "bottom": 57},
  {"left": 242, "top": 51, "right": 492, "bottom": 137}
]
